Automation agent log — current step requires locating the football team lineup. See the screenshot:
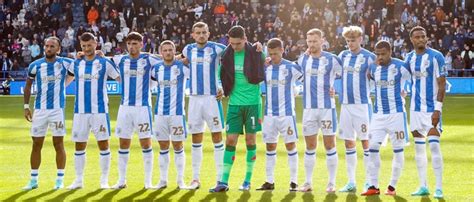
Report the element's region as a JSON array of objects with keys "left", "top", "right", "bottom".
[{"left": 1, "top": 22, "right": 473, "bottom": 201}]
